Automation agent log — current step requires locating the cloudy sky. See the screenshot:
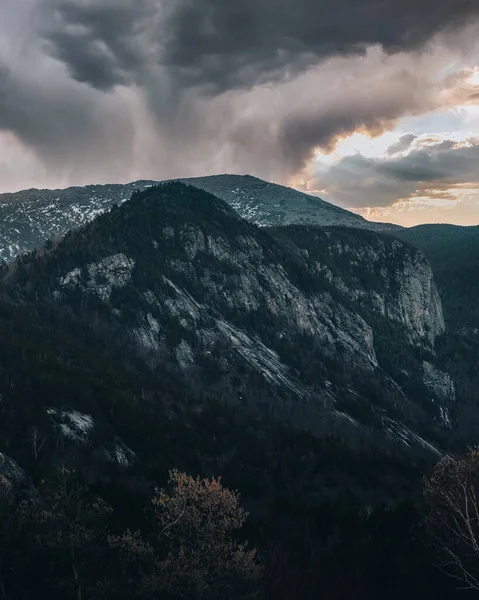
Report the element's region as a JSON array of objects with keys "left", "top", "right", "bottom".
[{"left": 2, "top": 0, "right": 479, "bottom": 226}]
